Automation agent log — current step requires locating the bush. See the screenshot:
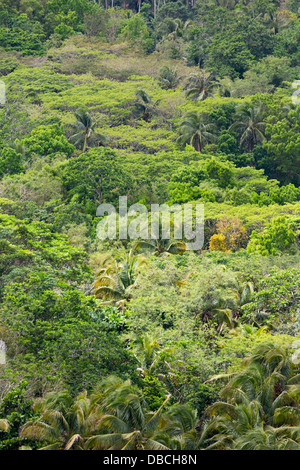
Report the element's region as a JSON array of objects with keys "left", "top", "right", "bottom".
[
  {"left": 0, "top": 147, "right": 24, "bottom": 179},
  {"left": 0, "top": 27, "right": 45, "bottom": 56},
  {"left": 22, "top": 124, "right": 74, "bottom": 160},
  {"left": 210, "top": 217, "right": 248, "bottom": 252},
  {"left": 247, "top": 216, "right": 297, "bottom": 256}
]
